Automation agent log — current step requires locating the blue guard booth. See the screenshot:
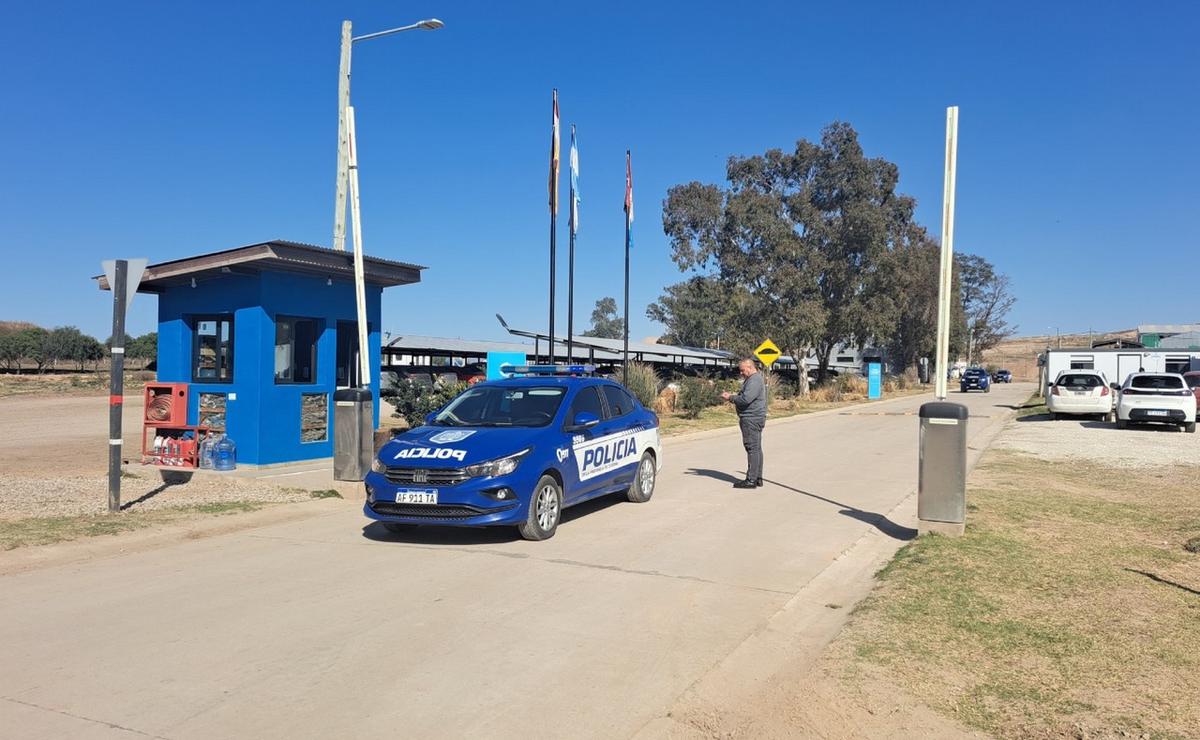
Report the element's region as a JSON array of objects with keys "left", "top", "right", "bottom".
[{"left": 99, "top": 240, "right": 423, "bottom": 467}]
